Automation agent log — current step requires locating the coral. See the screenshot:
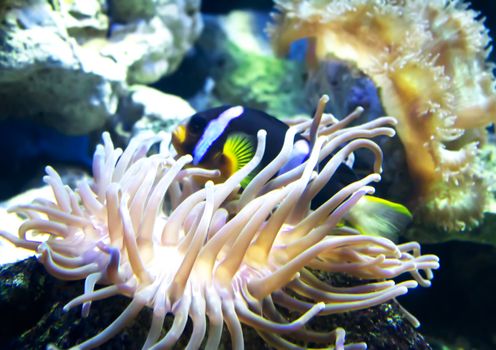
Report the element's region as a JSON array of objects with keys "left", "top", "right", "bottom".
[
  {"left": 0, "top": 109, "right": 439, "bottom": 349},
  {"left": 270, "top": 0, "right": 496, "bottom": 231}
]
